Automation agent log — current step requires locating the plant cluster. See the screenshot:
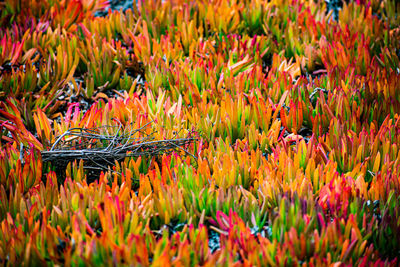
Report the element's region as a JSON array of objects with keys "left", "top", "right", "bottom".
[{"left": 1, "top": 0, "right": 400, "bottom": 265}]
